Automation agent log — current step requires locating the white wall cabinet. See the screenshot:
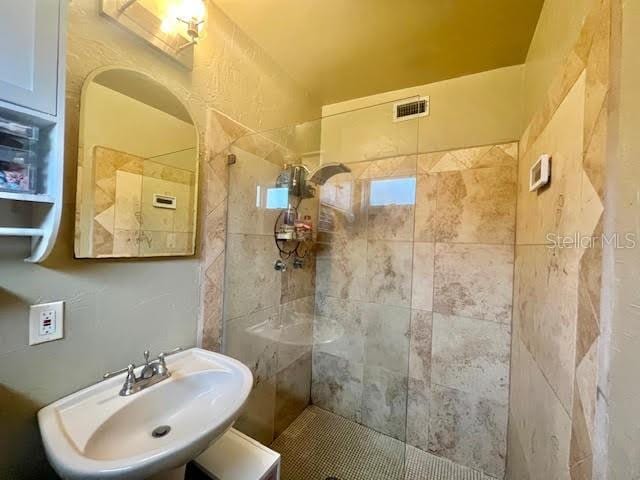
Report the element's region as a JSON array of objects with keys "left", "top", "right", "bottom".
[
  {"left": 0, "top": 0, "right": 60, "bottom": 115},
  {"left": 0, "top": 0, "right": 66, "bottom": 263}
]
